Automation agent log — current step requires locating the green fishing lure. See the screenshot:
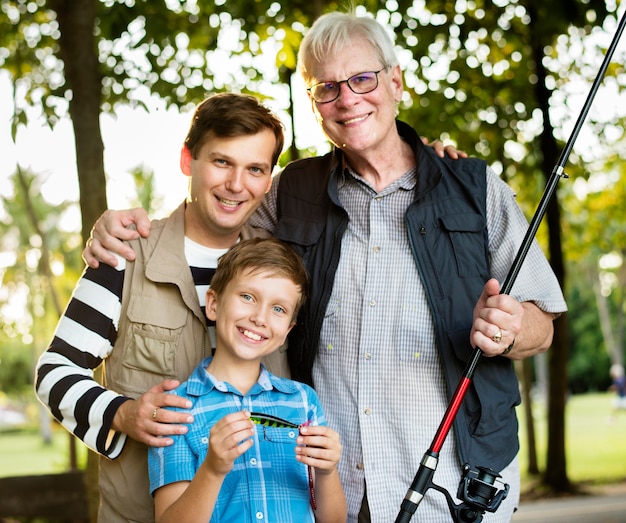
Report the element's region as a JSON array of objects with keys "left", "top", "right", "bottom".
[{"left": 249, "top": 412, "right": 300, "bottom": 428}]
